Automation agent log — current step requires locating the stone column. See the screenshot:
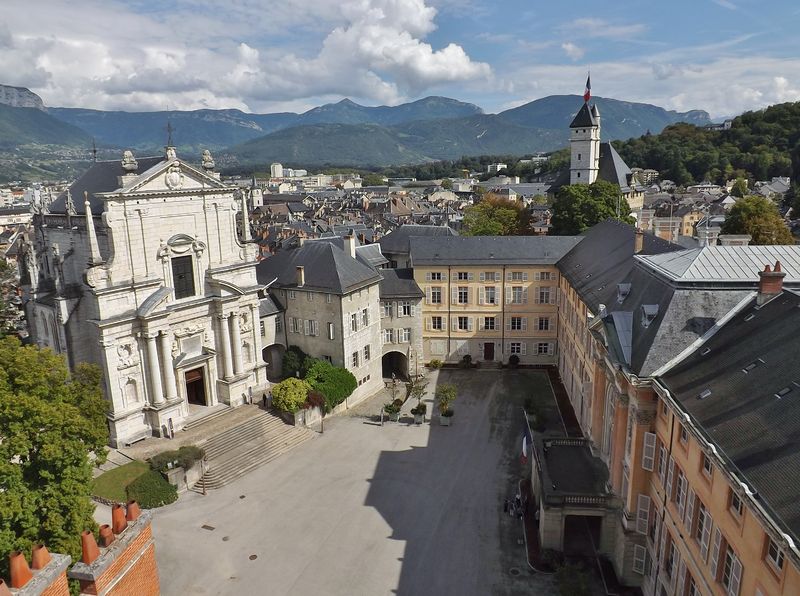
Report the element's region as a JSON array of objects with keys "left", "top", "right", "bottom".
[
  {"left": 230, "top": 313, "right": 243, "bottom": 375},
  {"left": 159, "top": 331, "right": 177, "bottom": 401},
  {"left": 219, "top": 314, "right": 234, "bottom": 379},
  {"left": 145, "top": 333, "right": 164, "bottom": 405}
]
